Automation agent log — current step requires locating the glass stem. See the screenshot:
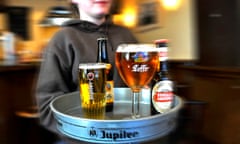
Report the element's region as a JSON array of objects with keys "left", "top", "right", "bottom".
[{"left": 132, "top": 91, "right": 141, "bottom": 118}]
